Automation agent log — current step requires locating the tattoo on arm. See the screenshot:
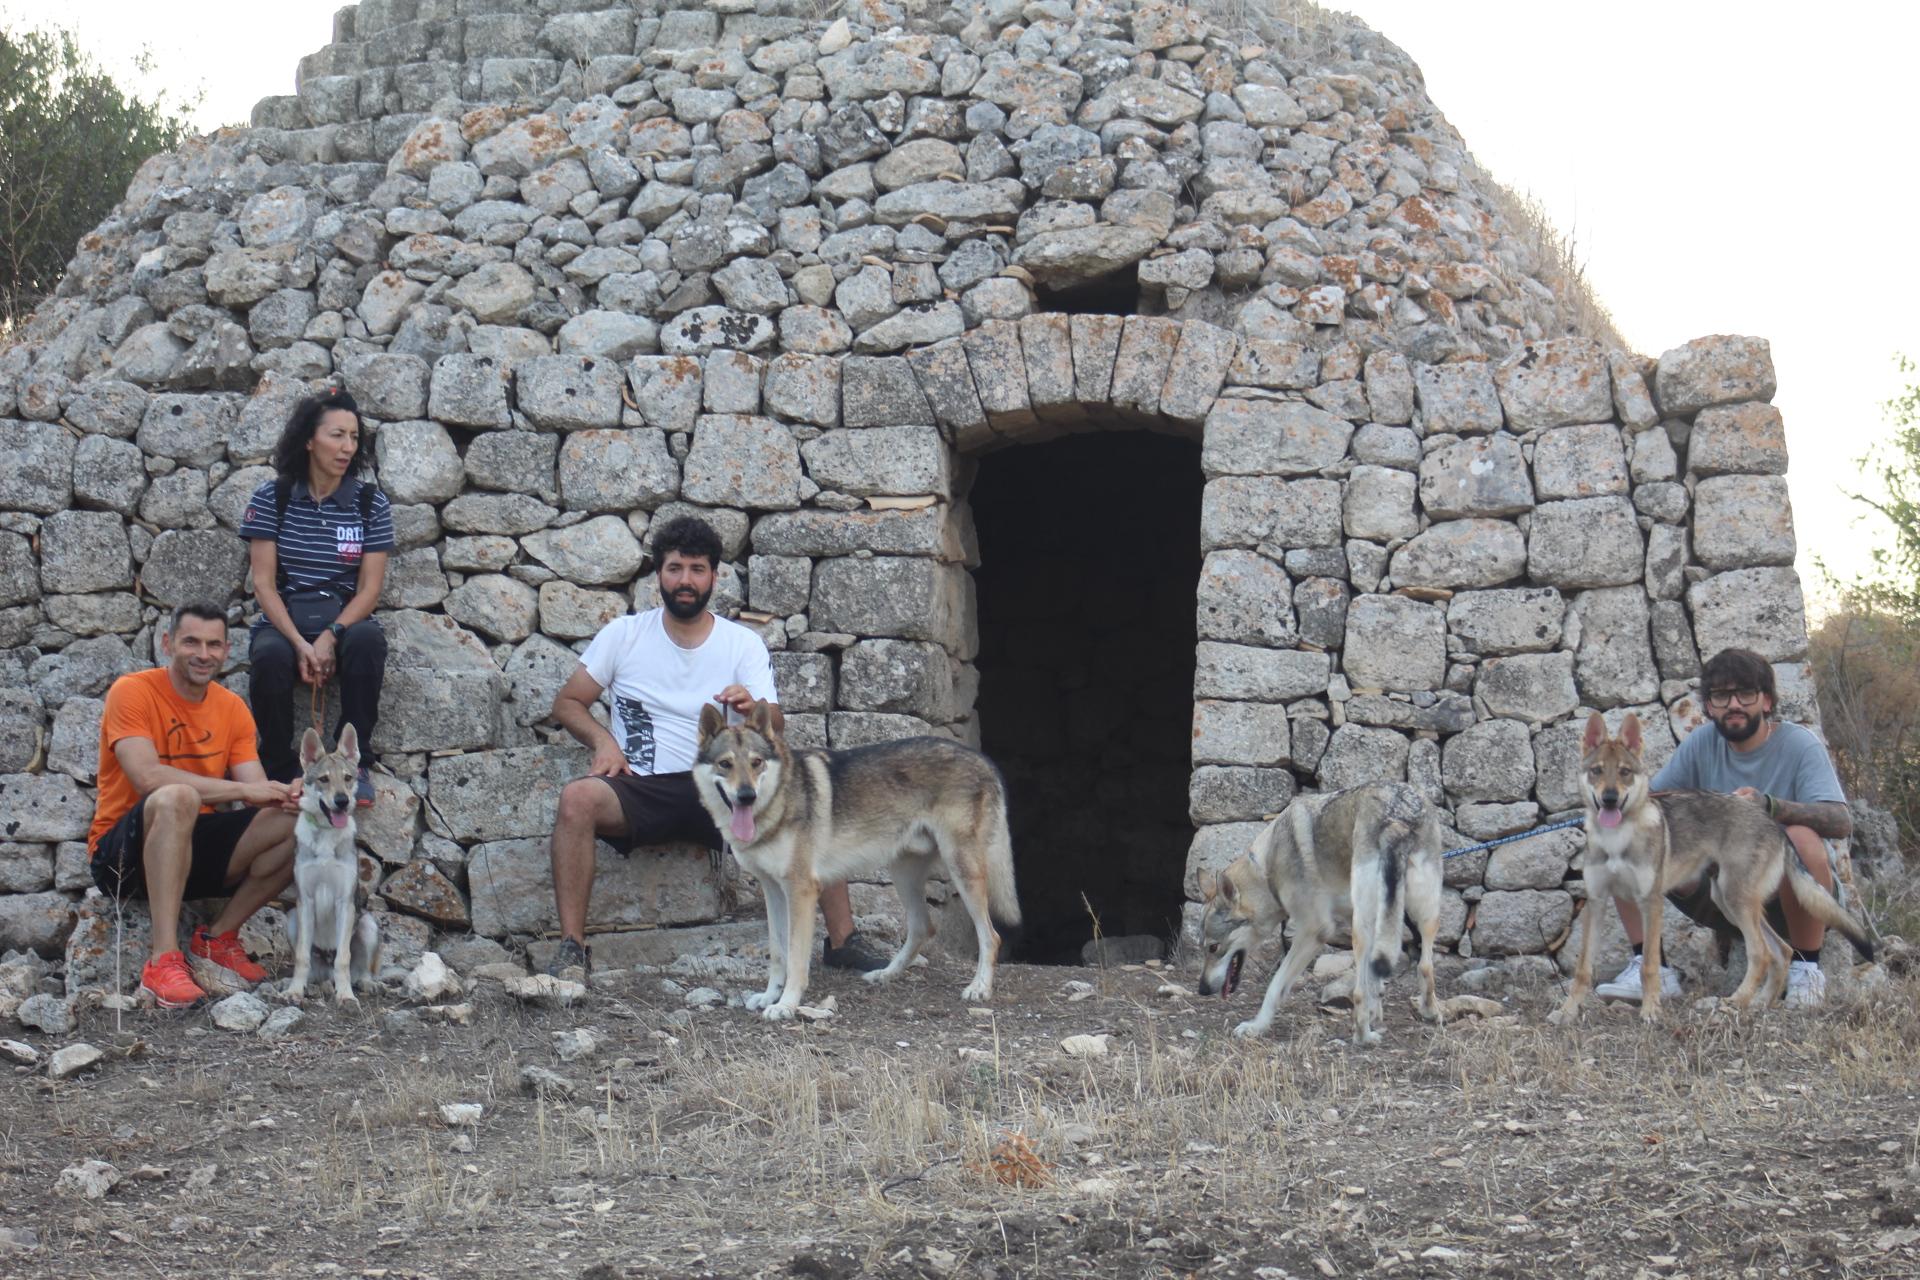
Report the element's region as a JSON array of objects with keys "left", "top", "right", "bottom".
[{"left": 1771, "top": 798, "right": 1852, "bottom": 840}]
